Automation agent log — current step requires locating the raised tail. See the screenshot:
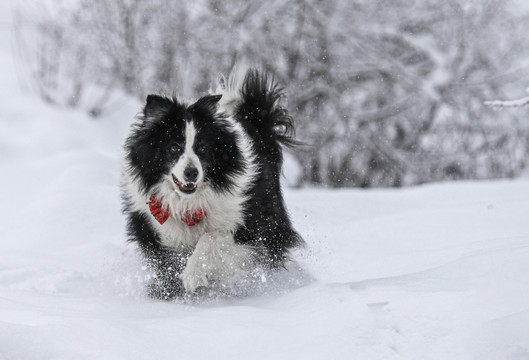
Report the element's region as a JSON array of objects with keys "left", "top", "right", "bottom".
[{"left": 218, "top": 68, "right": 298, "bottom": 149}]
